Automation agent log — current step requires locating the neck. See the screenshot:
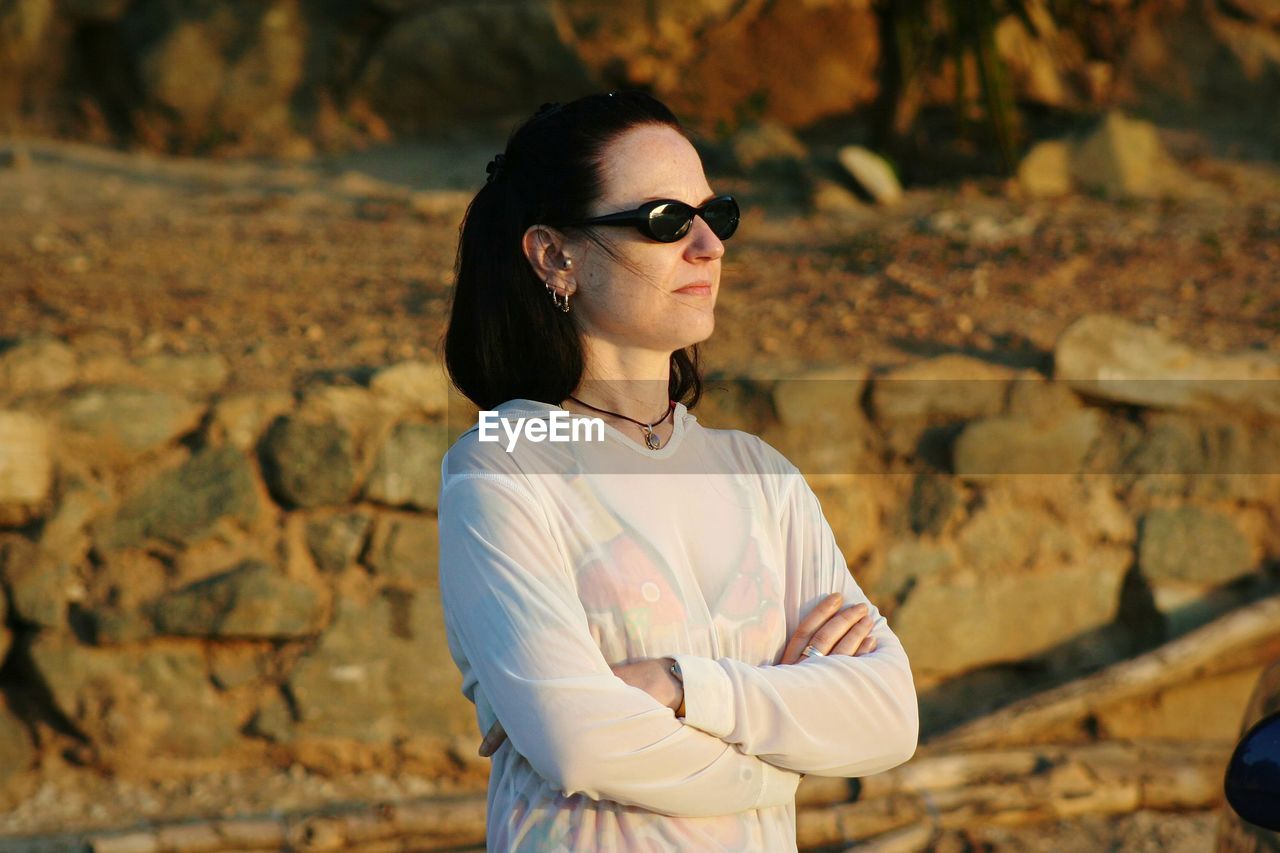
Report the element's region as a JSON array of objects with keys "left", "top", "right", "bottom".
[{"left": 569, "top": 343, "right": 673, "bottom": 423}]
